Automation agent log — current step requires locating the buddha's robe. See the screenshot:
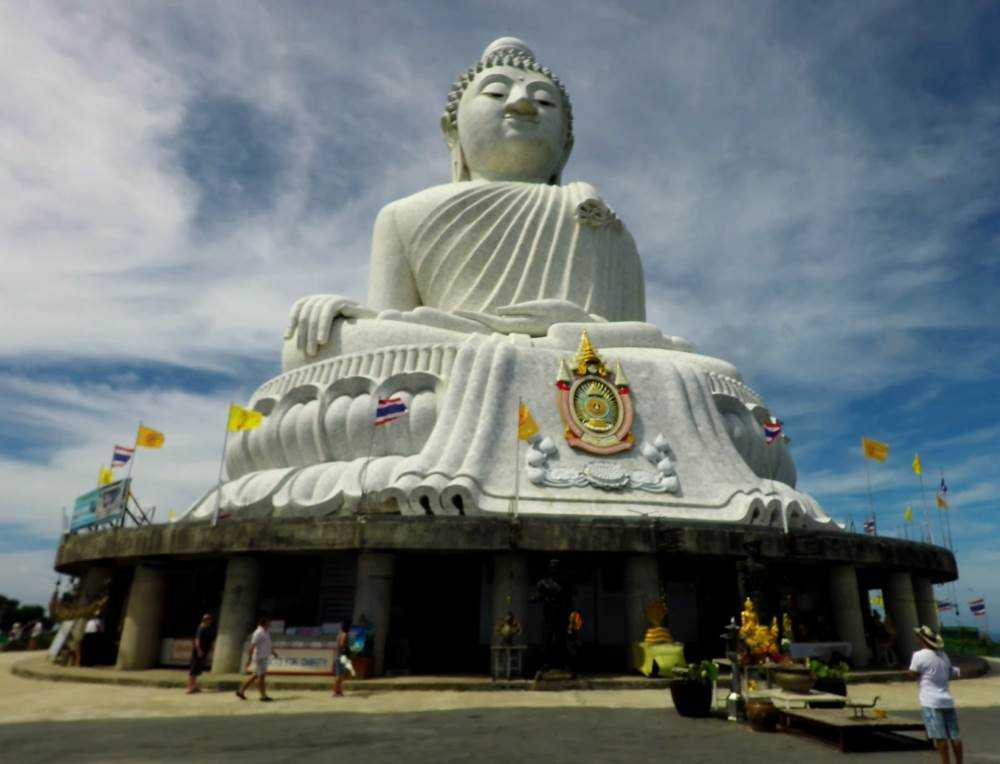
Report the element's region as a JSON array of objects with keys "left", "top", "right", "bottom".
[{"left": 401, "top": 181, "right": 646, "bottom": 322}]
